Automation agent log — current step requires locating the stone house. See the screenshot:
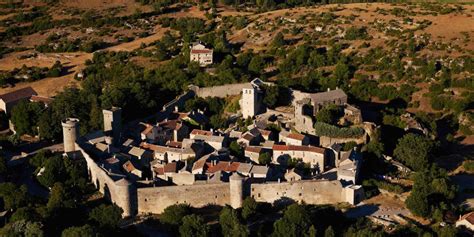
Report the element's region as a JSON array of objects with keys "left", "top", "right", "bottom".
[
  {"left": 191, "top": 134, "right": 226, "bottom": 151},
  {"left": 245, "top": 146, "right": 264, "bottom": 163},
  {"left": 279, "top": 130, "right": 309, "bottom": 146},
  {"left": 157, "top": 119, "right": 189, "bottom": 144},
  {"left": 0, "top": 87, "right": 37, "bottom": 114},
  {"left": 190, "top": 42, "right": 213, "bottom": 66},
  {"left": 337, "top": 149, "right": 361, "bottom": 184},
  {"left": 284, "top": 168, "right": 303, "bottom": 182},
  {"left": 272, "top": 145, "right": 326, "bottom": 172},
  {"left": 123, "top": 160, "right": 142, "bottom": 181}
]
